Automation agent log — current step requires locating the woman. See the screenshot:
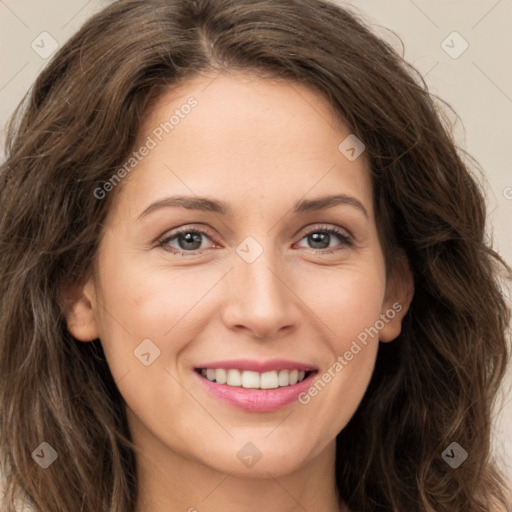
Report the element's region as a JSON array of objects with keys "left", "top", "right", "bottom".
[{"left": 0, "top": 0, "right": 510, "bottom": 511}]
